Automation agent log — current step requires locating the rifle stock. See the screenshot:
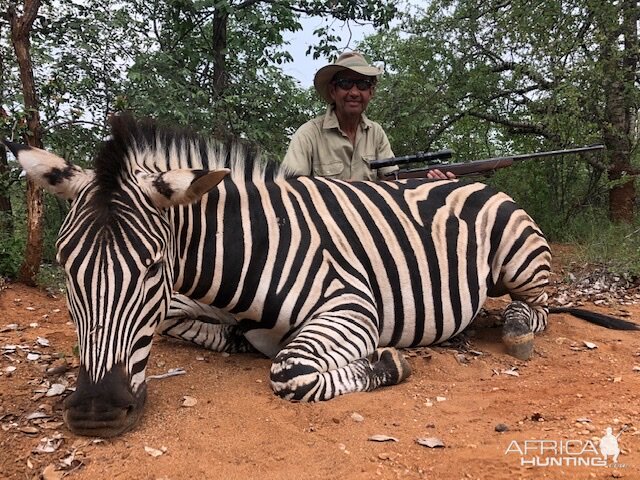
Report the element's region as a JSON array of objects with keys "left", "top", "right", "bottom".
[{"left": 382, "top": 145, "right": 605, "bottom": 180}]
